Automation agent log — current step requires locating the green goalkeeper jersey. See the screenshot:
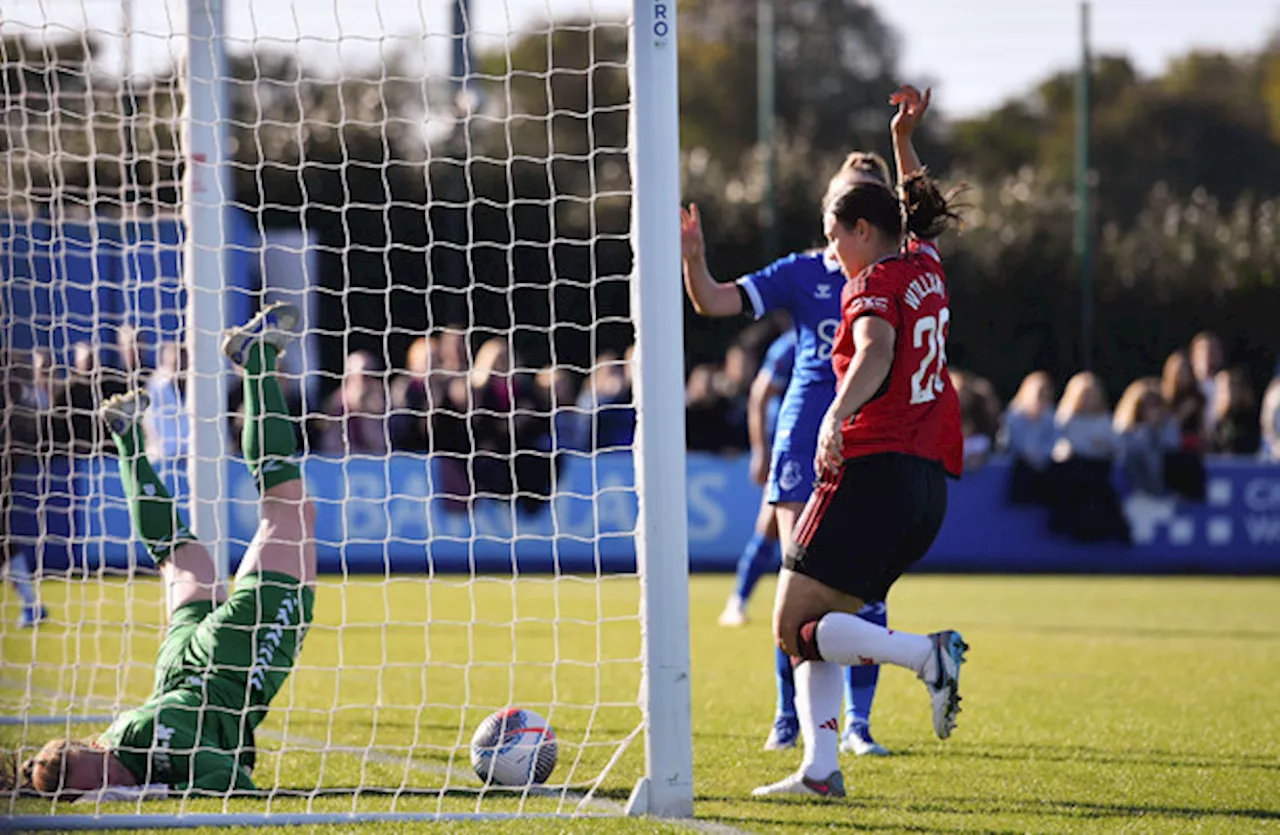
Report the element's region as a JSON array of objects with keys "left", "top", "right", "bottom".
[
  {"left": 99, "top": 692, "right": 256, "bottom": 793},
  {"left": 99, "top": 572, "right": 314, "bottom": 793}
]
